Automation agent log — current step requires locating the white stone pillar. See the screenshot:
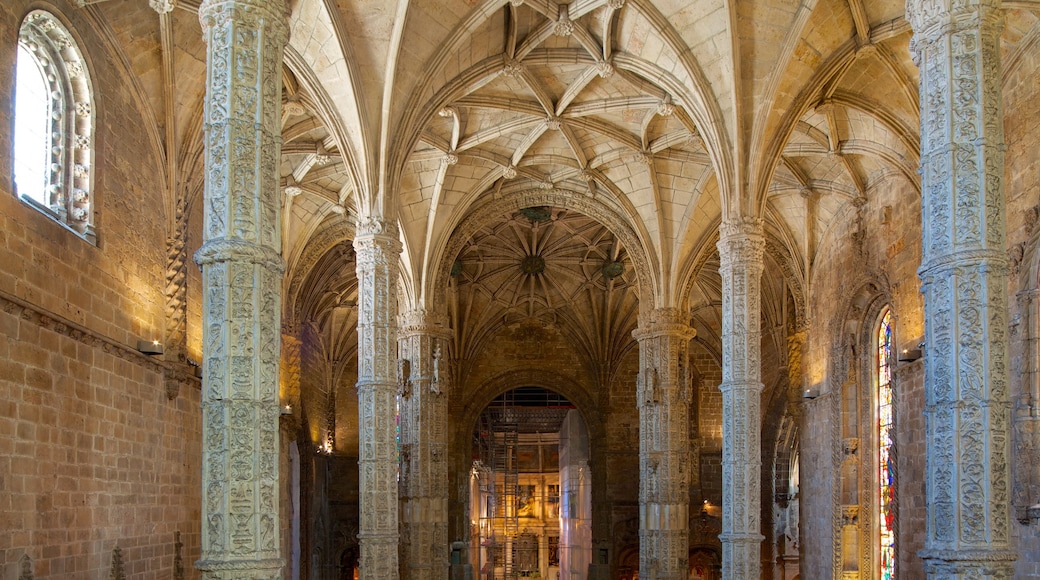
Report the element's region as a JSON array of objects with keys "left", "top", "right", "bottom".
[
  {"left": 194, "top": 0, "right": 287, "bottom": 577},
  {"left": 354, "top": 218, "right": 402, "bottom": 580},
  {"left": 398, "top": 309, "right": 452, "bottom": 580},
  {"left": 559, "top": 410, "right": 591, "bottom": 579},
  {"left": 717, "top": 218, "right": 765, "bottom": 580},
  {"left": 908, "top": 1, "right": 1016, "bottom": 575},
  {"left": 633, "top": 308, "right": 696, "bottom": 579}
]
